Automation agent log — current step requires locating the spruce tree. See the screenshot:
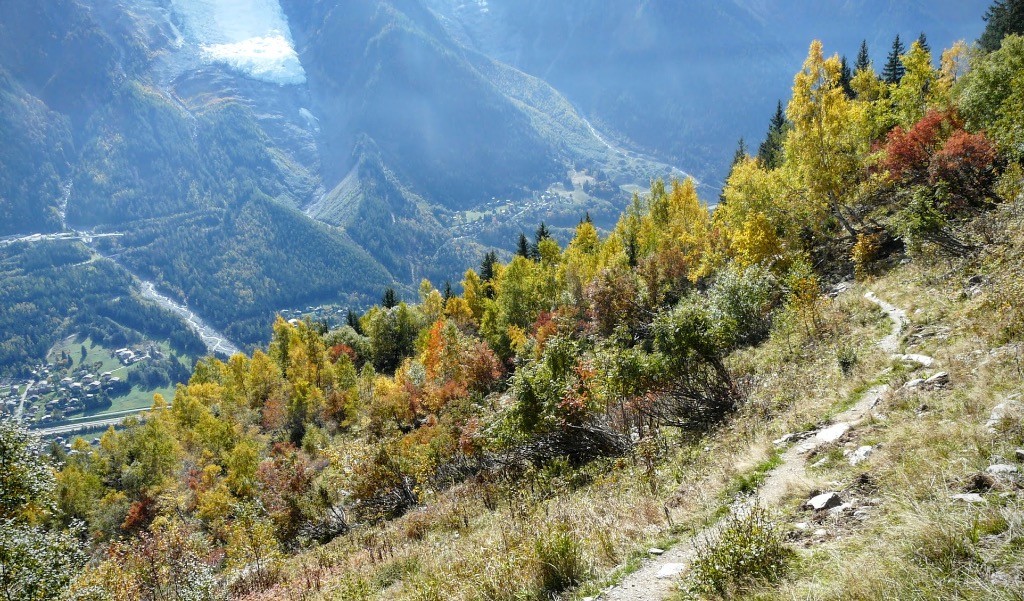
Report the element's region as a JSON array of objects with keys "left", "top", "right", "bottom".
[
  {"left": 731, "top": 138, "right": 747, "bottom": 166},
  {"left": 442, "top": 280, "right": 453, "bottom": 301},
  {"left": 516, "top": 232, "right": 530, "bottom": 258},
  {"left": 720, "top": 138, "right": 748, "bottom": 204},
  {"left": 382, "top": 287, "right": 398, "bottom": 309},
  {"left": 916, "top": 32, "right": 930, "bottom": 54},
  {"left": 479, "top": 251, "right": 499, "bottom": 299},
  {"left": 979, "top": 0, "right": 1024, "bottom": 52},
  {"left": 479, "top": 251, "right": 498, "bottom": 282},
  {"left": 756, "top": 100, "right": 787, "bottom": 170},
  {"left": 346, "top": 309, "right": 362, "bottom": 334},
  {"left": 531, "top": 222, "right": 551, "bottom": 260},
  {"left": 855, "top": 40, "right": 871, "bottom": 73},
  {"left": 882, "top": 35, "right": 907, "bottom": 84},
  {"left": 839, "top": 56, "right": 855, "bottom": 98}
]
